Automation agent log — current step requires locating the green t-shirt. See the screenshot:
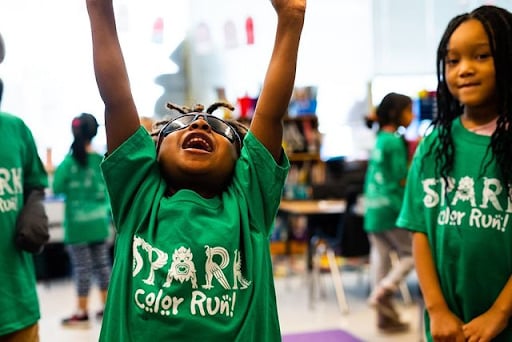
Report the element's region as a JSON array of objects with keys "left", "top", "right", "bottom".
[
  {"left": 397, "top": 118, "right": 512, "bottom": 341},
  {"left": 100, "top": 127, "right": 289, "bottom": 342},
  {"left": 364, "top": 131, "right": 408, "bottom": 233},
  {"left": 52, "top": 152, "right": 110, "bottom": 244},
  {"left": 0, "top": 112, "right": 48, "bottom": 335}
]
